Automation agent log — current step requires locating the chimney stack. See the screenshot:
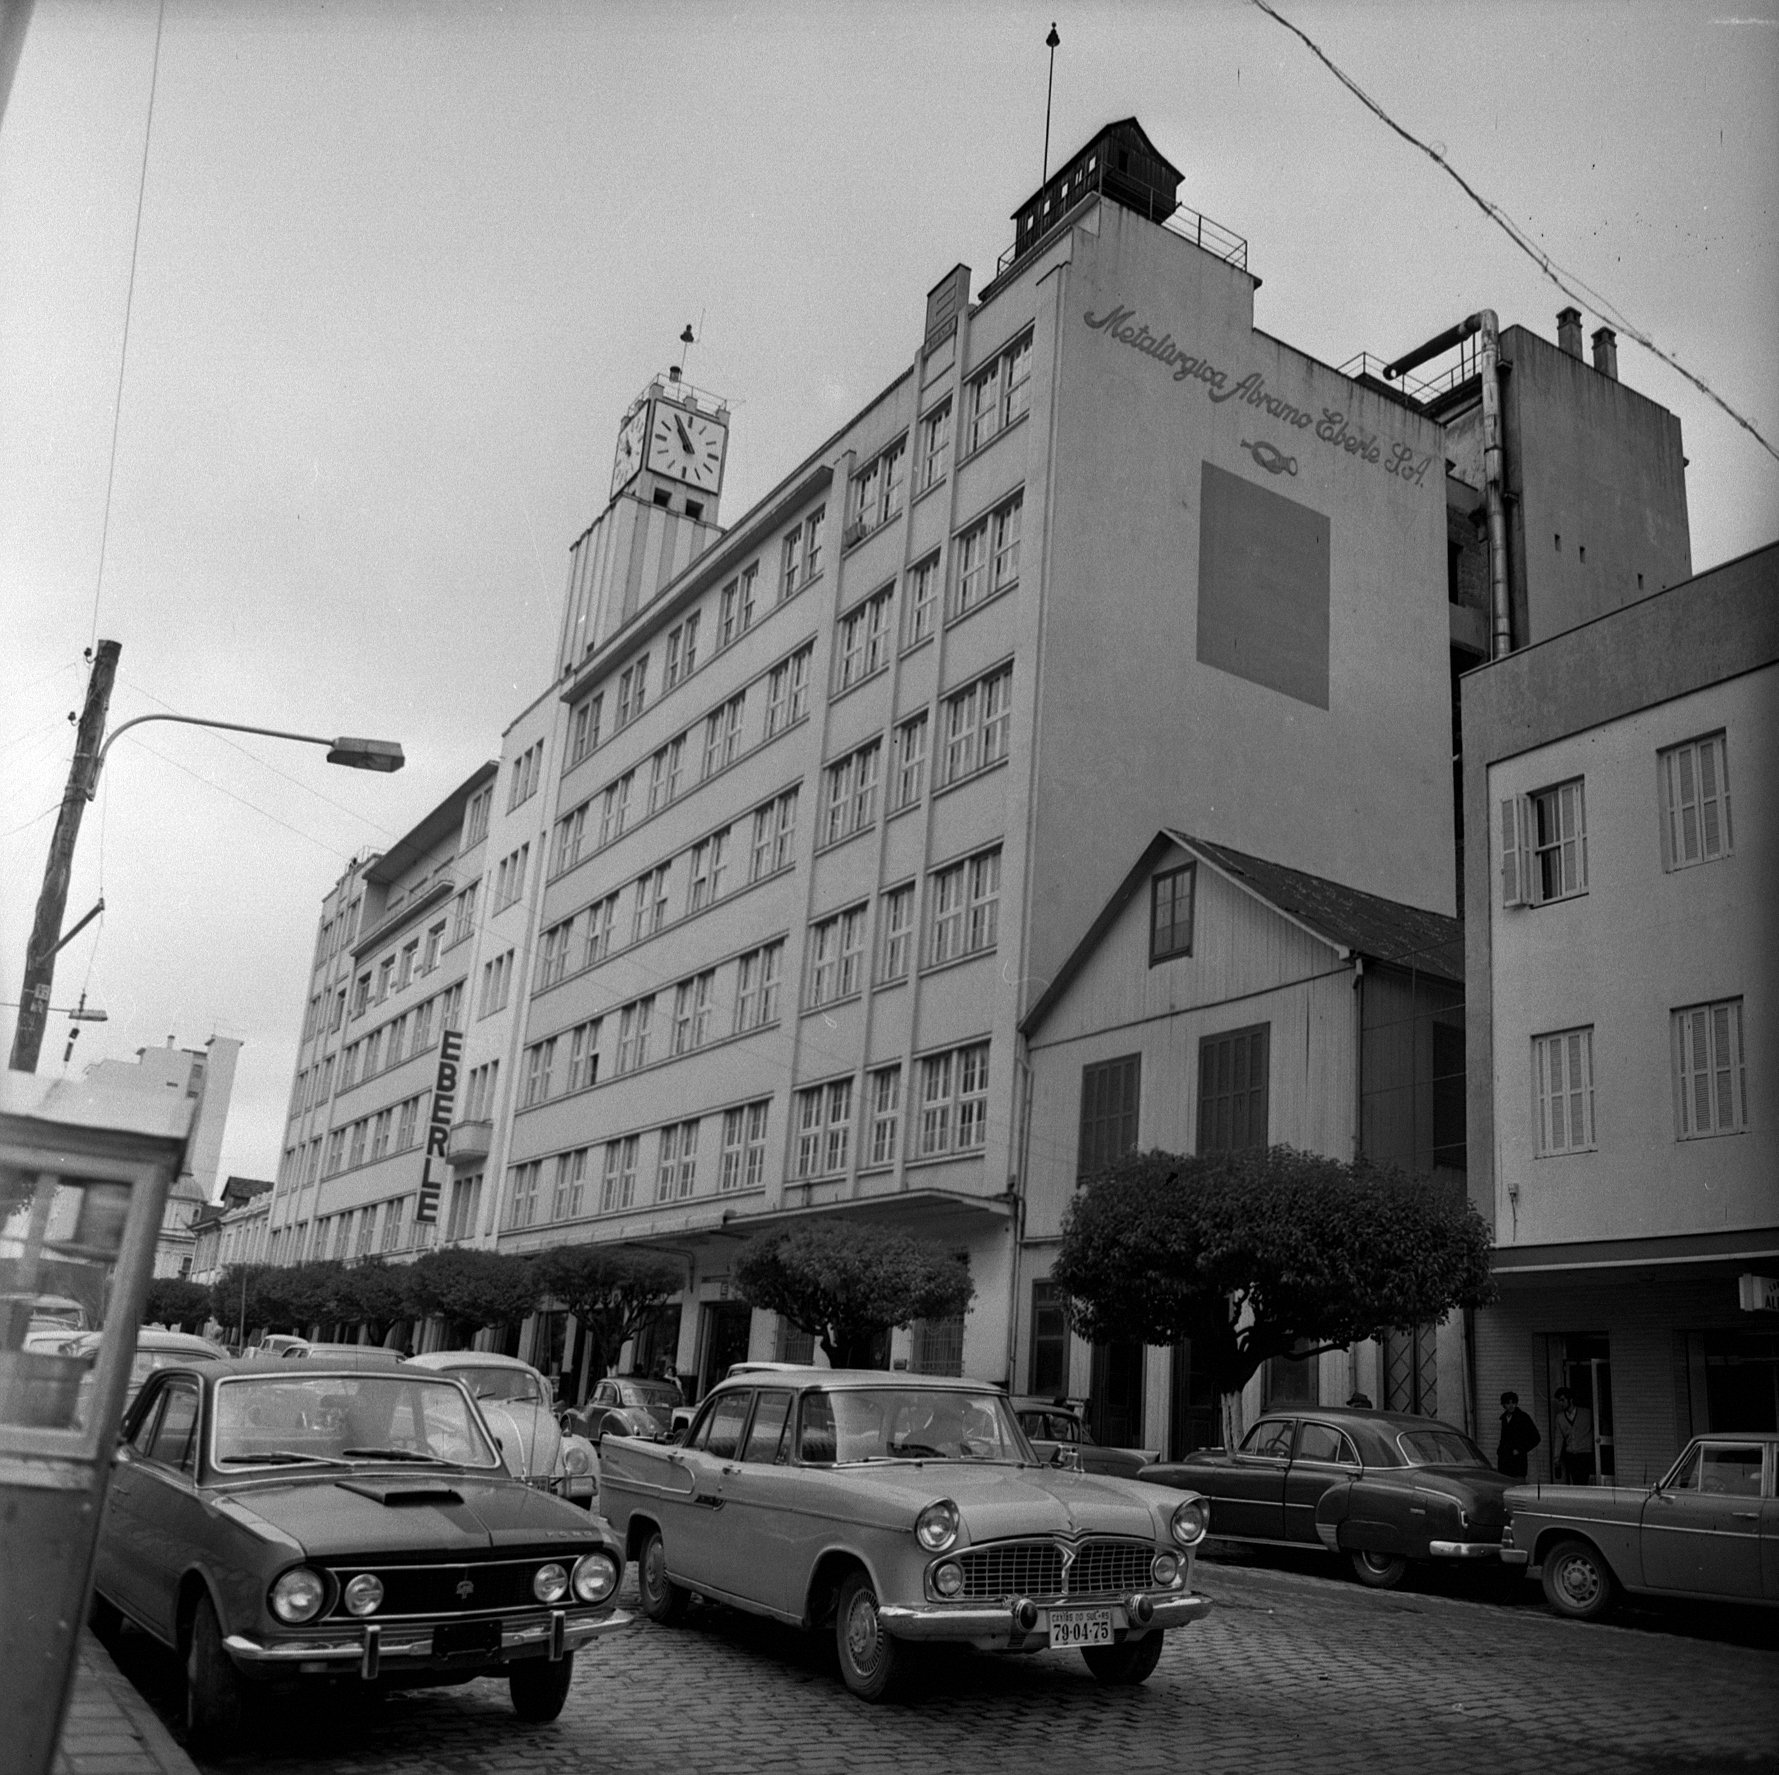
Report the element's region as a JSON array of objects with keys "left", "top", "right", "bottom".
[
  {"left": 1557, "top": 307, "right": 1584, "bottom": 359},
  {"left": 1591, "top": 326, "right": 1618, "bottom": 381}
]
